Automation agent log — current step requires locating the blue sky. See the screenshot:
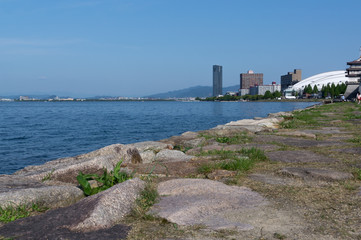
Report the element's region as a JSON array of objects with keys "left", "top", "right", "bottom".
[{"left": 0, "top": 0, "right": 360, "bottom": 97}]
